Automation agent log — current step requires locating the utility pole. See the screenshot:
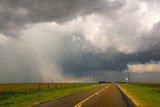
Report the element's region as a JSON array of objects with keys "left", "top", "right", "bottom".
[
  {"left": 127, "top": 73, "right": 131, "bottom": 83},
  {"left": 93, "top": 72, "right": 95, "bottom": 82}
]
